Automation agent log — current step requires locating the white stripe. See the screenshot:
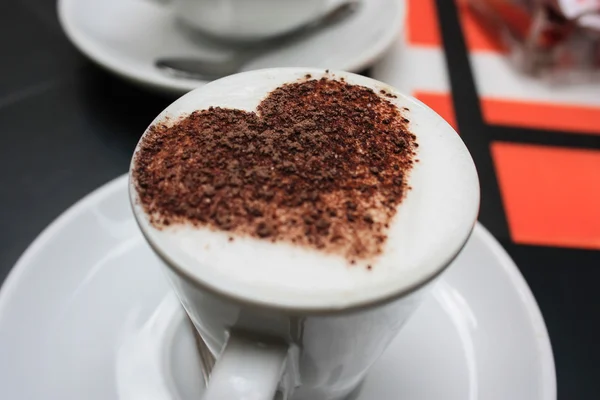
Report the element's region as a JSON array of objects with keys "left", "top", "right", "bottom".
[
  {"left": 470, "top": 52, "right": 600, "bottom": 107},
  {"left": 373, "top": 33, "right": 450, "bottom": 94}
]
